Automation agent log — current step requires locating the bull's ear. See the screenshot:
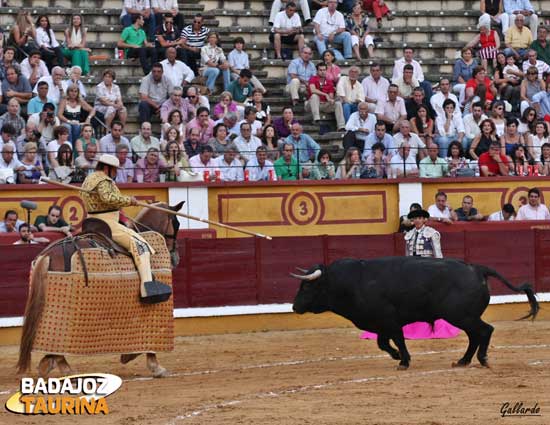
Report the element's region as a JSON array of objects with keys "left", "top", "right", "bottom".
[{"left": 171, "top": 201, "right": 185, "bottom": 212}]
